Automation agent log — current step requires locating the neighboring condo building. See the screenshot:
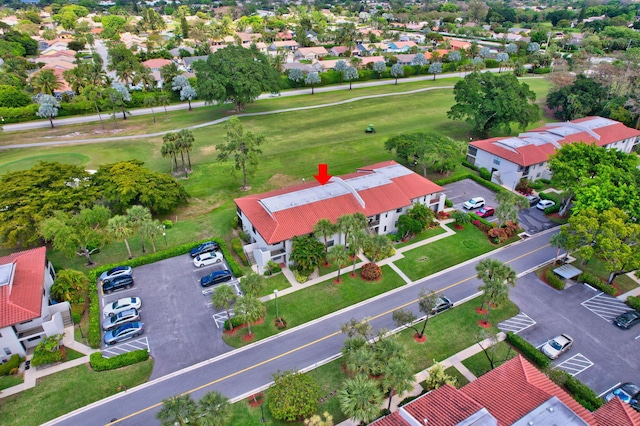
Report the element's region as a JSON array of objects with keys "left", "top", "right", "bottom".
[
  {"left": 235, "top": 161, "right": 446, "bottom": 273},
  {"left": 466, "top": 116, "right": 640, "bottom": 191},
  {"left": 0, "top": 247, "right": 70, "bottom": 359}
]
